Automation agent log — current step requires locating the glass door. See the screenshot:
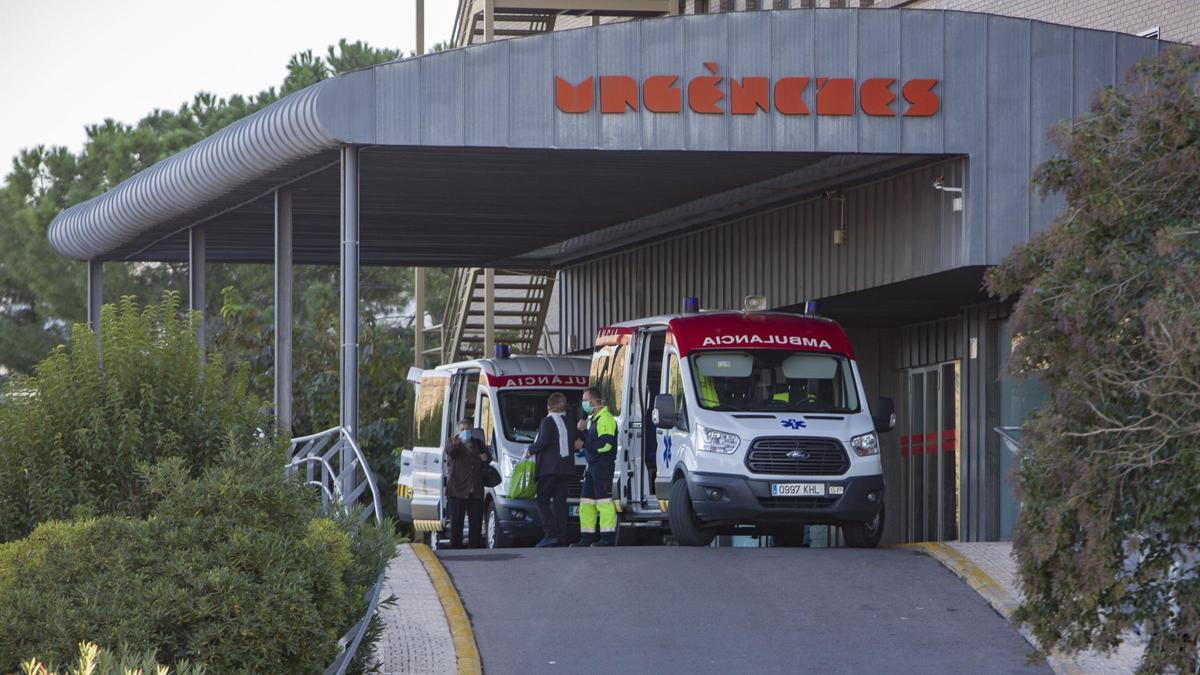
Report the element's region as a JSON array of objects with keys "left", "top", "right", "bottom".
[{"left": 900, "top": 362, "right": 960, "bottom": 542}]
